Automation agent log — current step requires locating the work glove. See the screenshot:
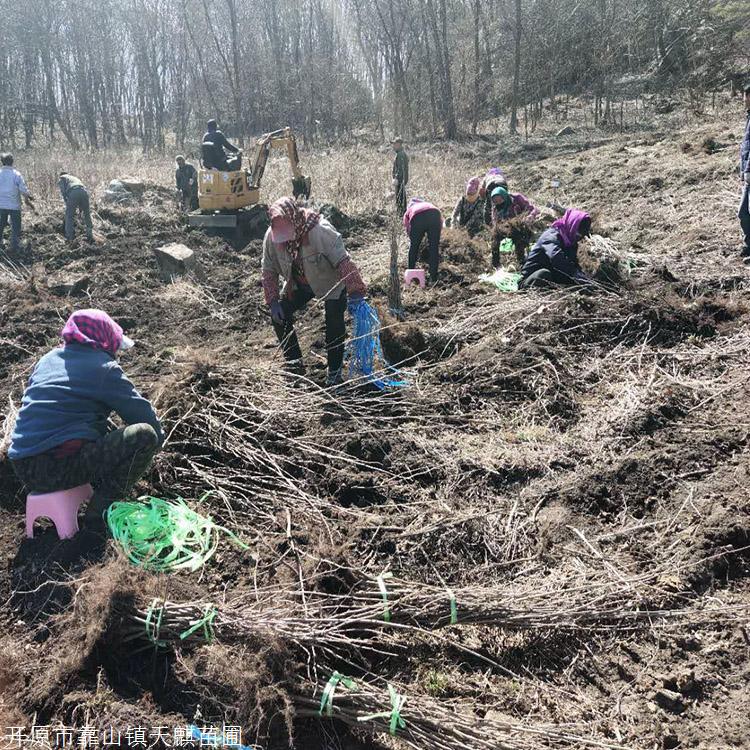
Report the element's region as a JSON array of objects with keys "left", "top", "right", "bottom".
[{"left": 270, "top": 300, "right": 285, "bottom": 326}]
